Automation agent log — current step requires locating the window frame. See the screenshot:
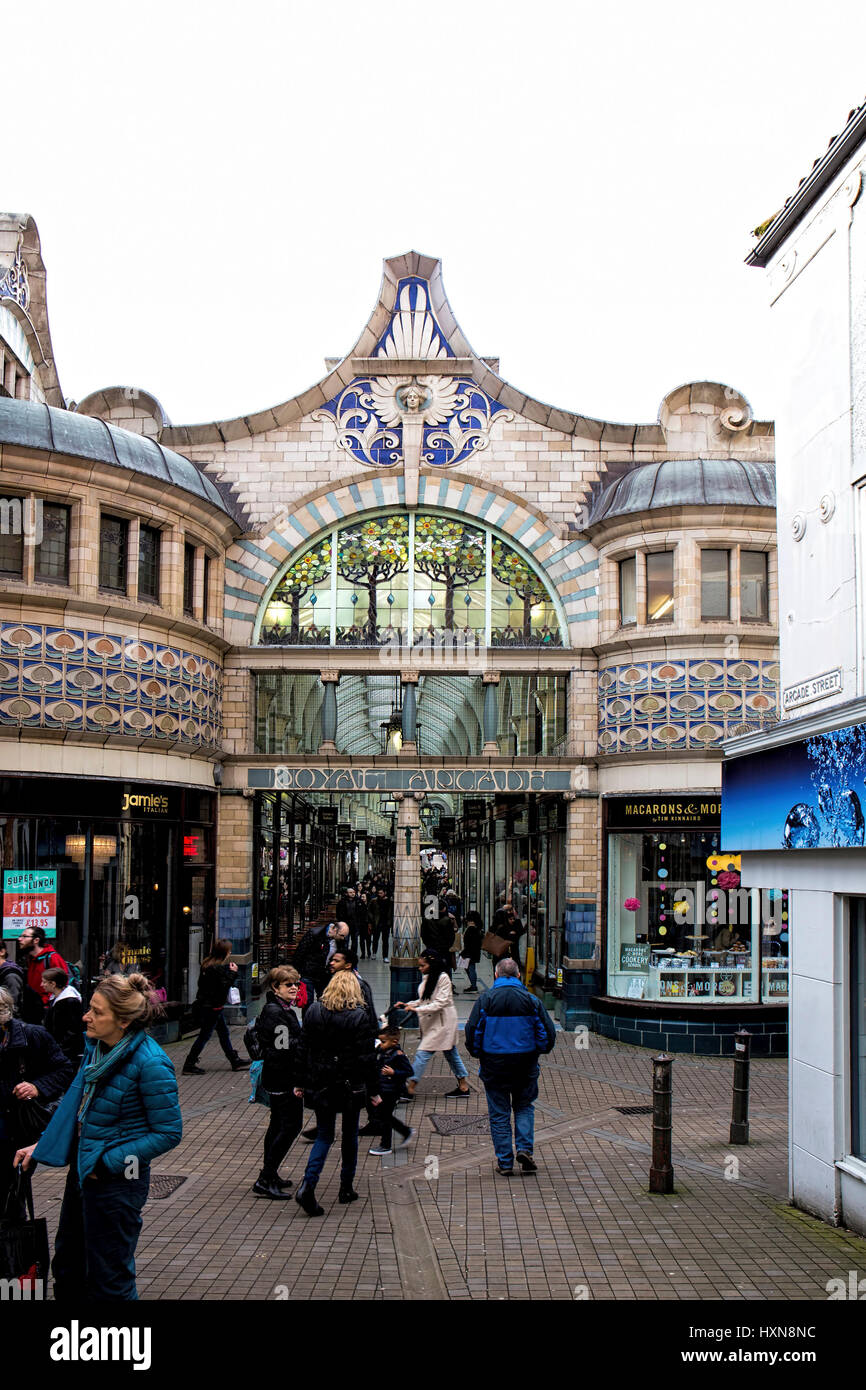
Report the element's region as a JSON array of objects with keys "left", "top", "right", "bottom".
[
  {"left": 137, "top": 523, "right": 162, "bottom": 605},
  {"left": 256, "top": 512, "right": 569, "bottom": 649},
  {"left": 618, "top": 555, "right": 637, "bottom": 627},
  {"left": 0, "top": 491, "right": 26, "bottom": 577},
  {"left": 98, "top": 513, "right": 130, "bottom": 594},
  {"left": 182, "top": 541, "right": 196, "bottom": 617},
  {"left": 34, "top": 501, "right": 71, "bottom": 584},
  {"left": 739, "top": 548, "right": 769, "bottom": 623},
  {"left": 700, "top": 547, "right": 731, "bottom": 622},
  {"left": 645, "top": 549, "right": 675, "bottom": 624}
]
